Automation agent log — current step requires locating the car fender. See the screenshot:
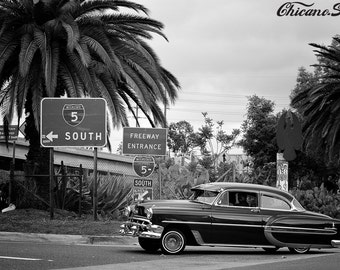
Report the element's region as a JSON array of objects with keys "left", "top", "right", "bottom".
[{"left": 264, "top": 214, "right": 337, "bottom": 248}]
